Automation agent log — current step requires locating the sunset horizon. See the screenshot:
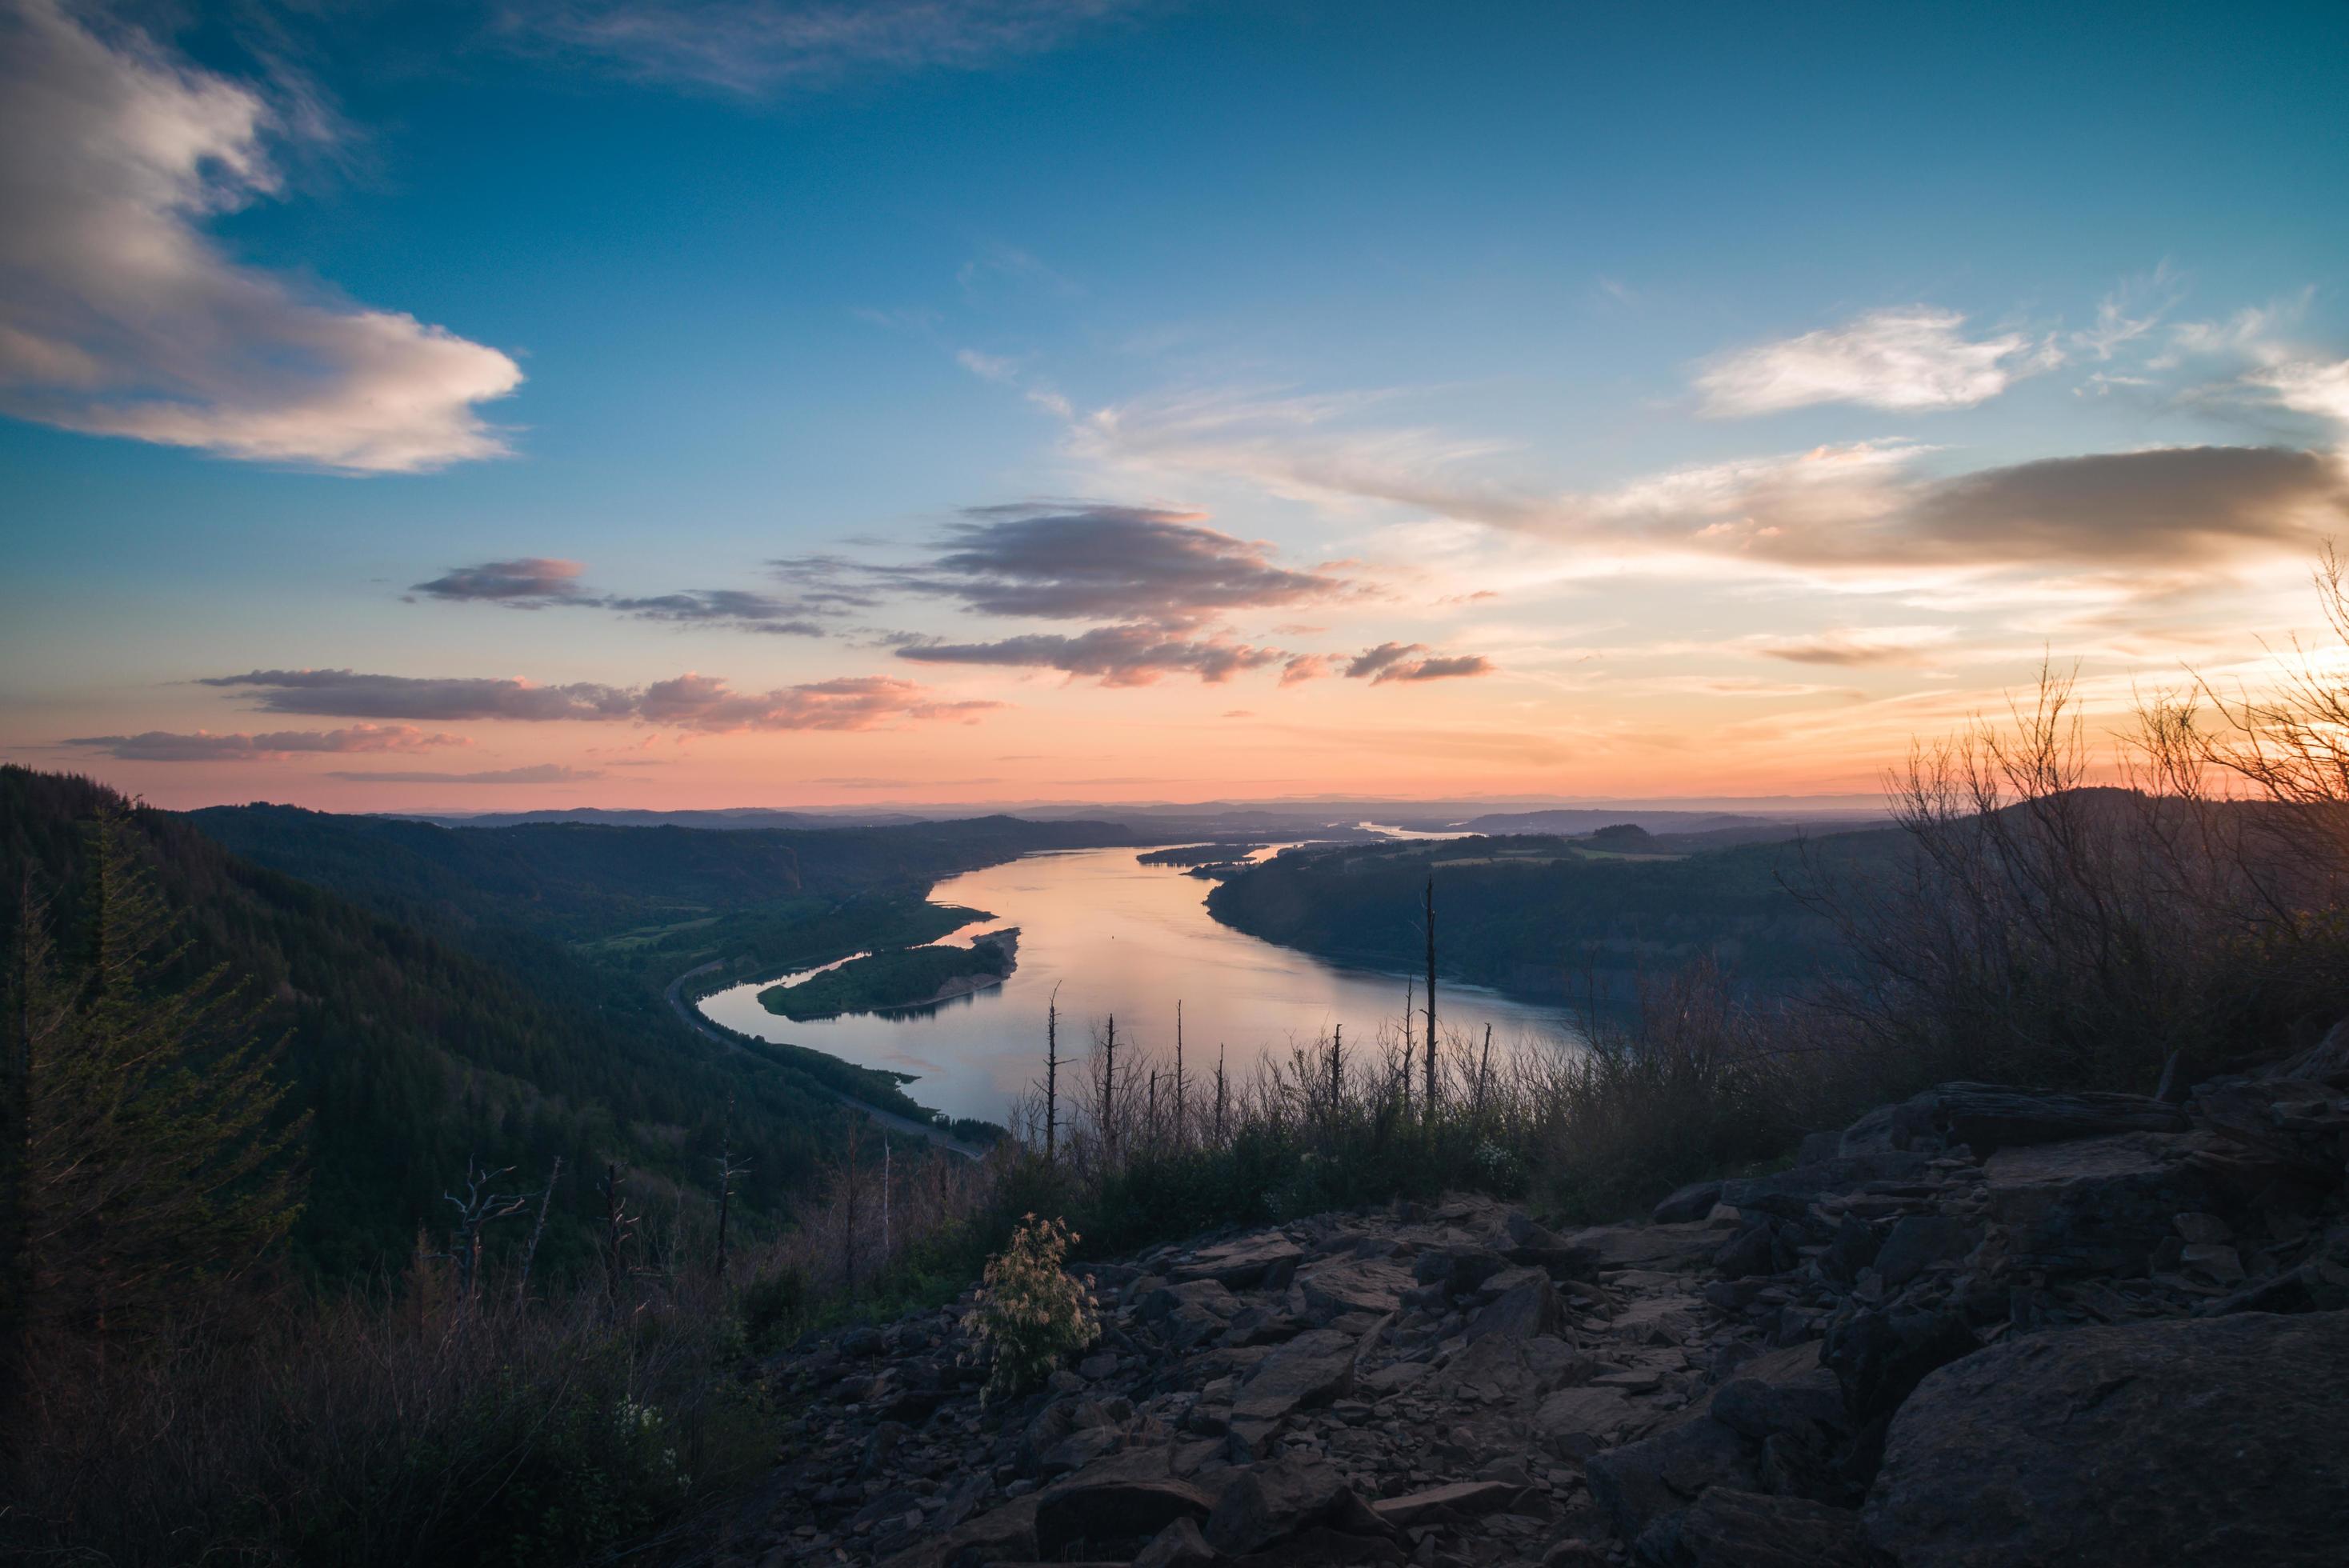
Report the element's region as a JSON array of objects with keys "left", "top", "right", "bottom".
[{"left": 8, "top": 0, "right": 2347, "bottom": 814}]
